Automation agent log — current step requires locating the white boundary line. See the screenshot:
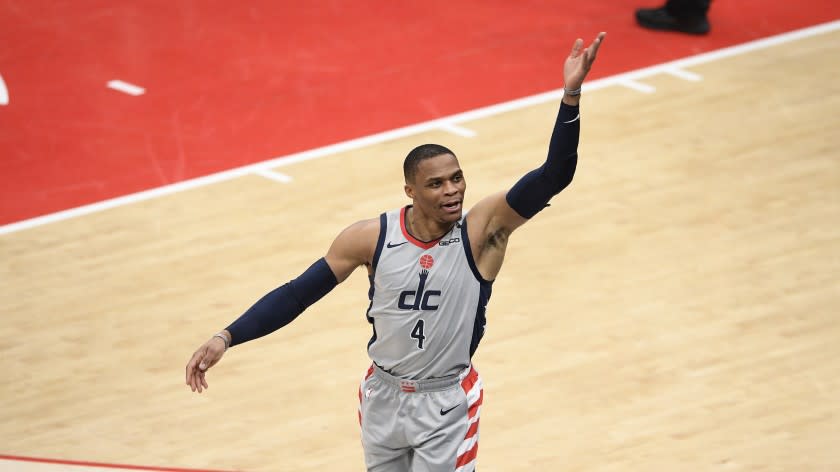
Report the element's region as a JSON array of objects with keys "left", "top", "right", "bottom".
[
  {"left": 2, "top": 19, "right": 838, "bottom": 236},
  {"left": 253, "top": 169, "right": 293, "bottom": 183}
]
